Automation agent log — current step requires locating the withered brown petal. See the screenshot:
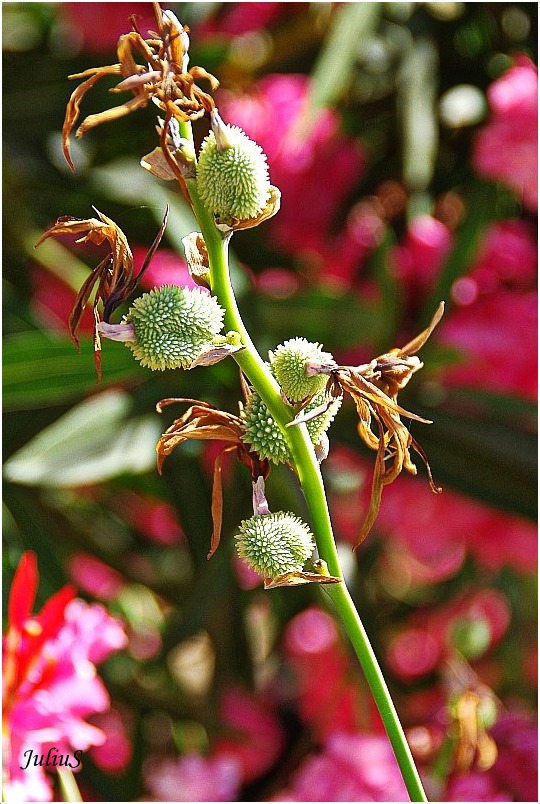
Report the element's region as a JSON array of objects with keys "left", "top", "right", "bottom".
[
  {"left": 215, "top": 186, "right": 281, "bottom": 232},
  {"left": 397, "top": 301, "right": 445, "bottom": 357},
  {"left": 141, "top": 147, "right": 178, "bottom": 181},
  {"left": 264, "top": 571, "right": 341, "bottom": 589},
  {"left": 62, "top": 66, "right": 122, "bottom": 170},
  {"left": 354, "top": 416, "right": 387, "bottom": 550},
  {"left": 208, "top": 448, "right": 231, "bottom": 559},
  {"left": 76, "top": 95, "right": 149, "bottom": 139},
  {"left": 182, "top": 232, "right": 211, "bottom": 289}
]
